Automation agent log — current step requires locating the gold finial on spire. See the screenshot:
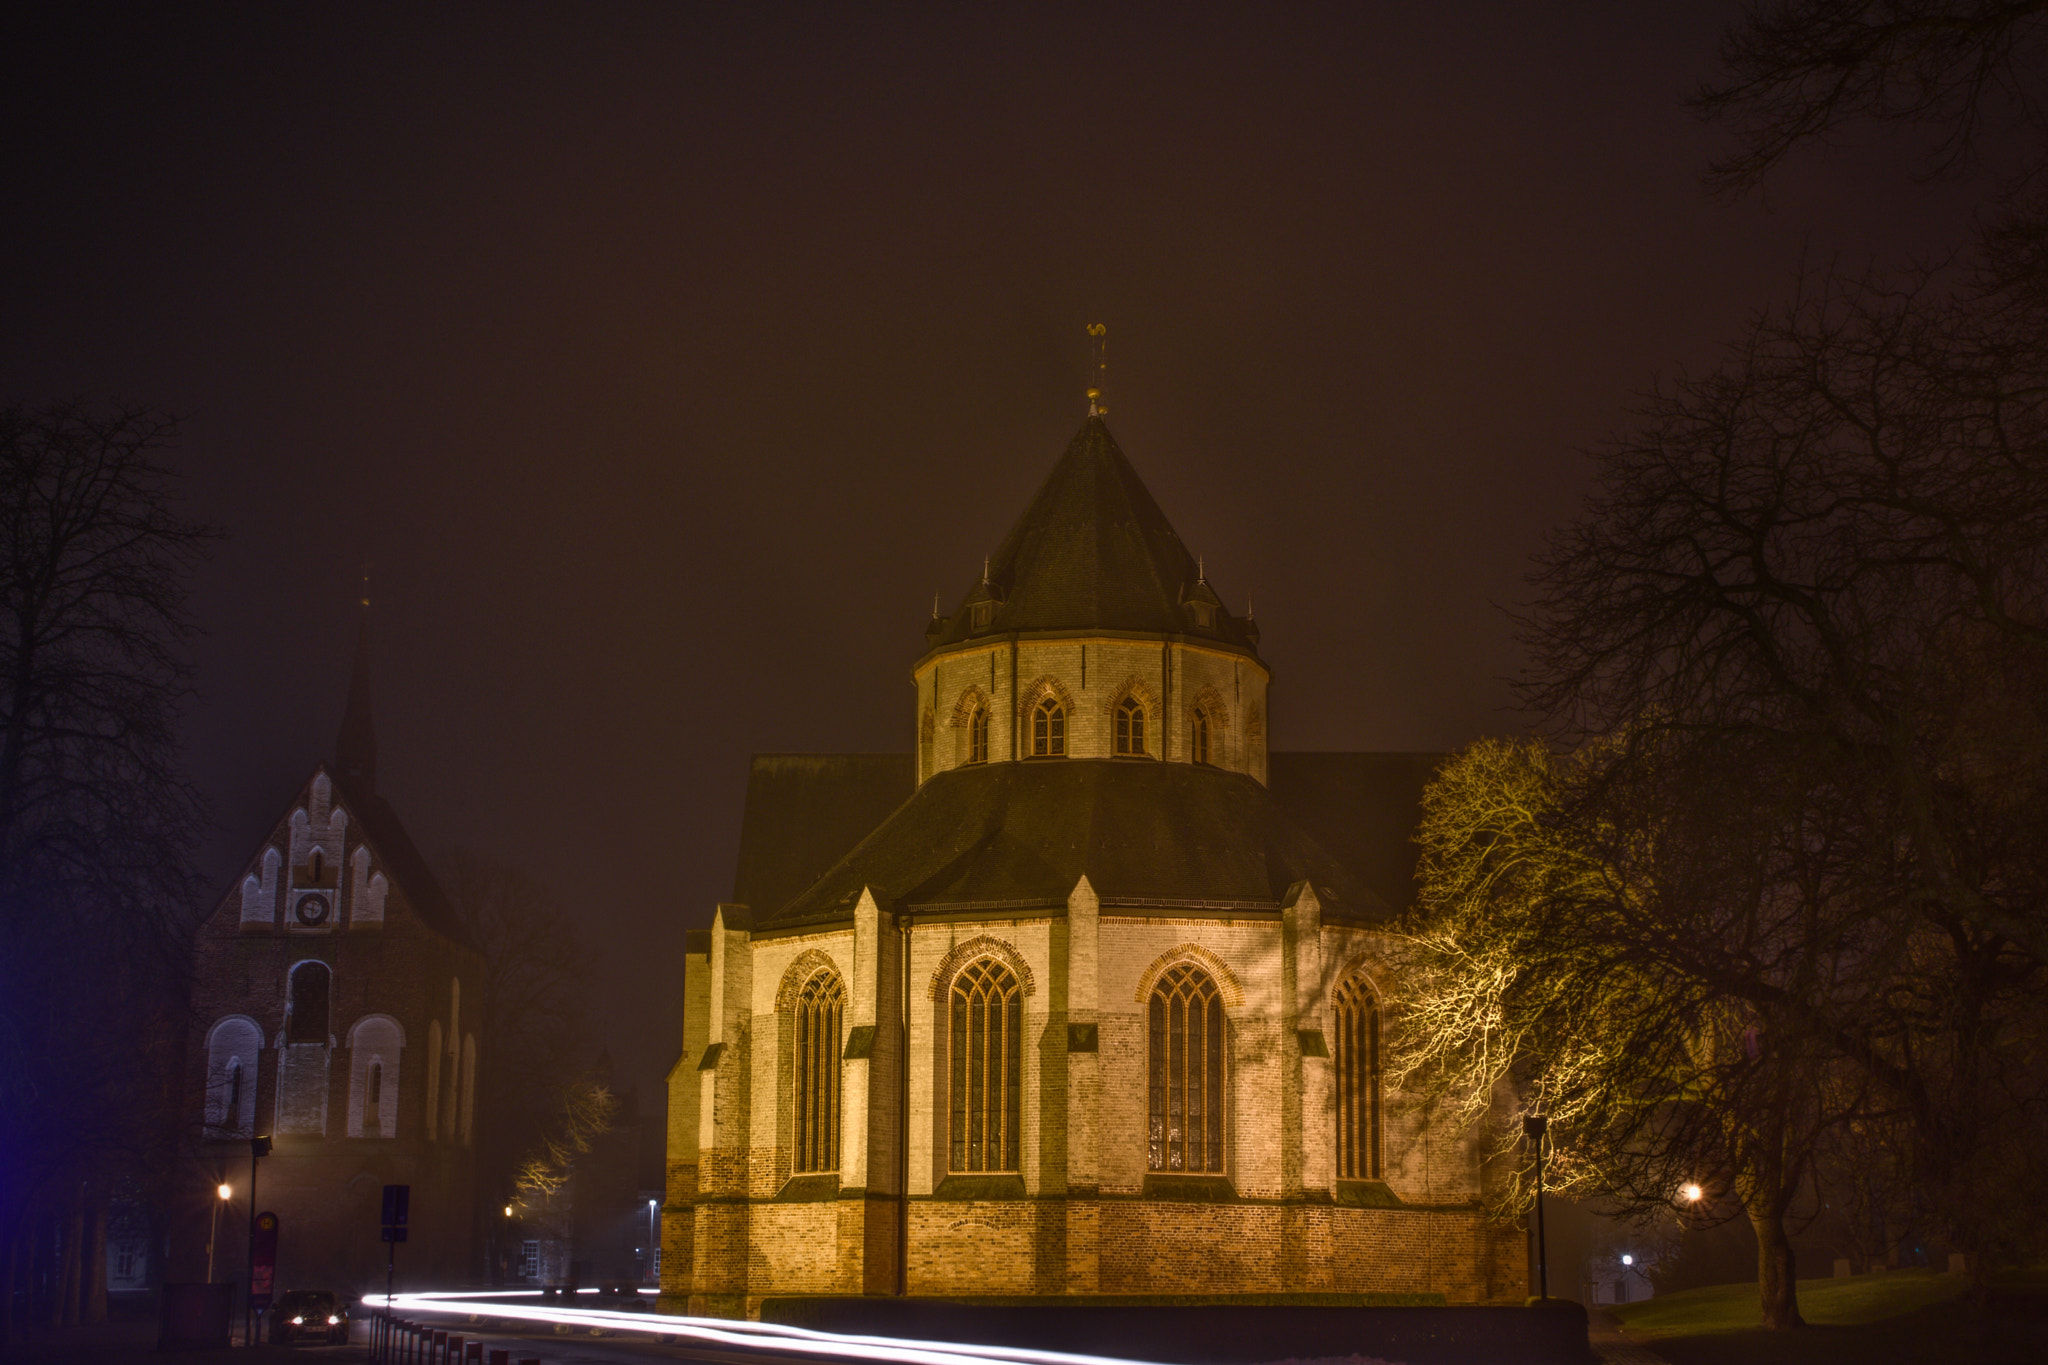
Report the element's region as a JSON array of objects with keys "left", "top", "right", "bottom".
[
  {"left": 1086, "top": 323, "right": 1108, "bottom": 416},
  {"left": 932, "top": 593, "right": 940, "bottom": 620},
  {"left": 982, "top": 556, "right": 991, "bottom": 585},
  {"left": 1198, "top": 555, "right": 1206, "bottom": 584}
]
